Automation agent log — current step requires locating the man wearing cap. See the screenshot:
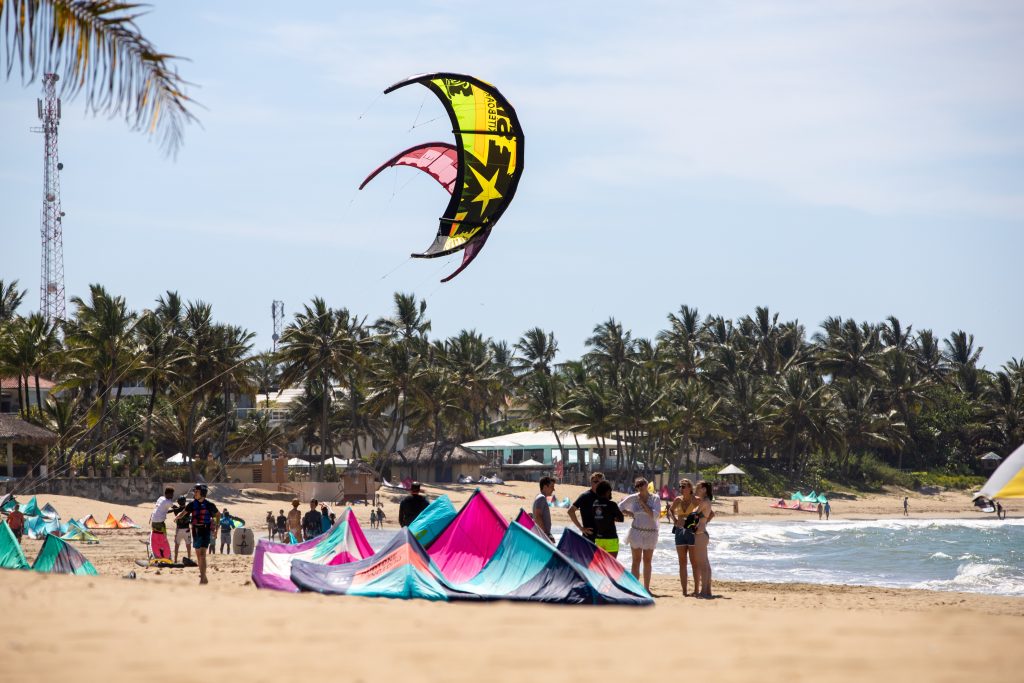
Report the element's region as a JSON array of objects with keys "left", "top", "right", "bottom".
[
  {"left": 176, "top": 484, "right": 219, "bottom": 584},
  {"left": 399, "top": 481, "right": 429, "bottom": 527}
]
